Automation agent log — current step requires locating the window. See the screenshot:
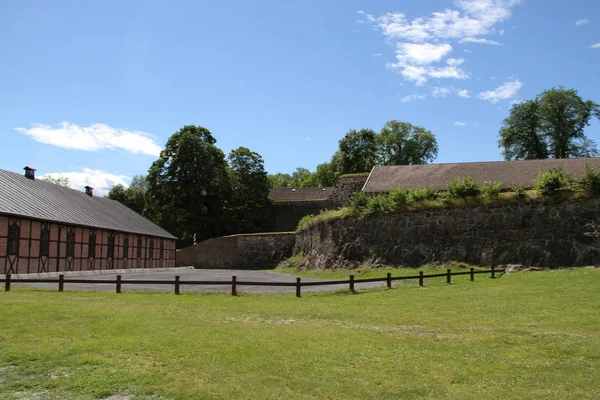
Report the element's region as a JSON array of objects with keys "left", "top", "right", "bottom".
[
  {"left": 149, "top": 240, "right": 154, "bottom": 260},
  {"left": 160, "top": 240, "right": 164, "bottom": 260},
  {"left": 40, "top": 225, "right": 50, "bottom": 257},
  {"left": 123, "top": 235, "right": 129, "bottom": 259},
  {"left": 88, "top": 230, "right": 96, "bottom": 258},
  {"left": 7, "top": 221, "right": 20, "bottom": 256},
  {"left": 107, "top": 233, "right": 115, "bottom": 258},
  {"left": 66, "top": 229, "right": 75, "bottom": 257},
  {"left": 137, "top": 238, "right": 143, "bottom": 259}
]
